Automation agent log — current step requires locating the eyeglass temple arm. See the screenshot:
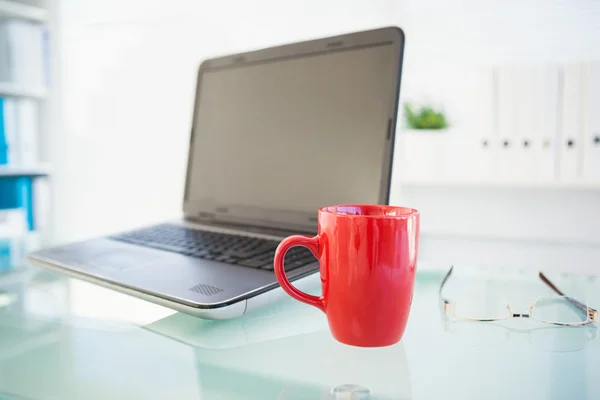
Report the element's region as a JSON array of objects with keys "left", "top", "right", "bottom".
[
  {"left": 439, "top": 266, "right": 454, "bottom": 301},
  {"left": 539, "top": 272, "right": 599, "bottom": 323},
  {"left": 439, "top": 266, "right": 454, "bottom": 316}
]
